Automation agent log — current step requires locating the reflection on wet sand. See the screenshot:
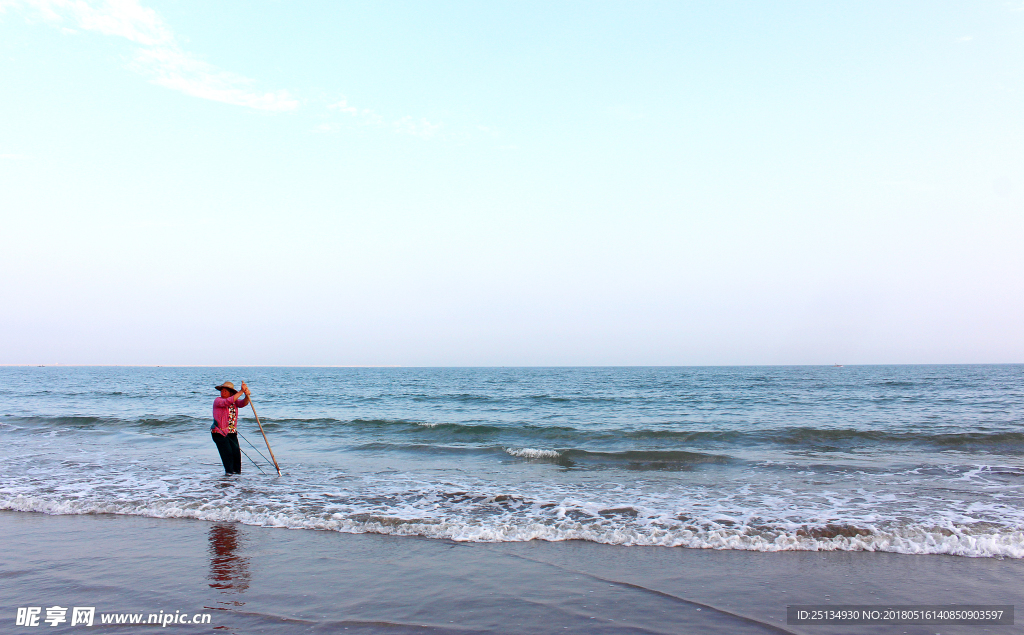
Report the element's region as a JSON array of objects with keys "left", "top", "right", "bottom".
[{"left": 208, "top": 523, "right": 251, "bottom": 594}]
